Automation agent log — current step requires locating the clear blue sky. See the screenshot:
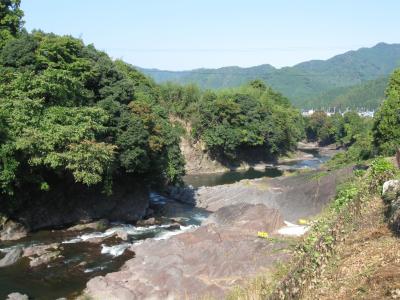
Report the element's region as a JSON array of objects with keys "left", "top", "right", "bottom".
[{"left": 21, "top": 0, "right": 400, "bottom": 71}]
